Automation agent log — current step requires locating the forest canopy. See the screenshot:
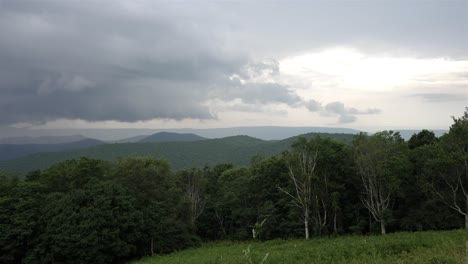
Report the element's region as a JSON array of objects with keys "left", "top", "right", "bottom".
[{"left": 0, "top": 108, "right": 467, "bottom": 264}]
